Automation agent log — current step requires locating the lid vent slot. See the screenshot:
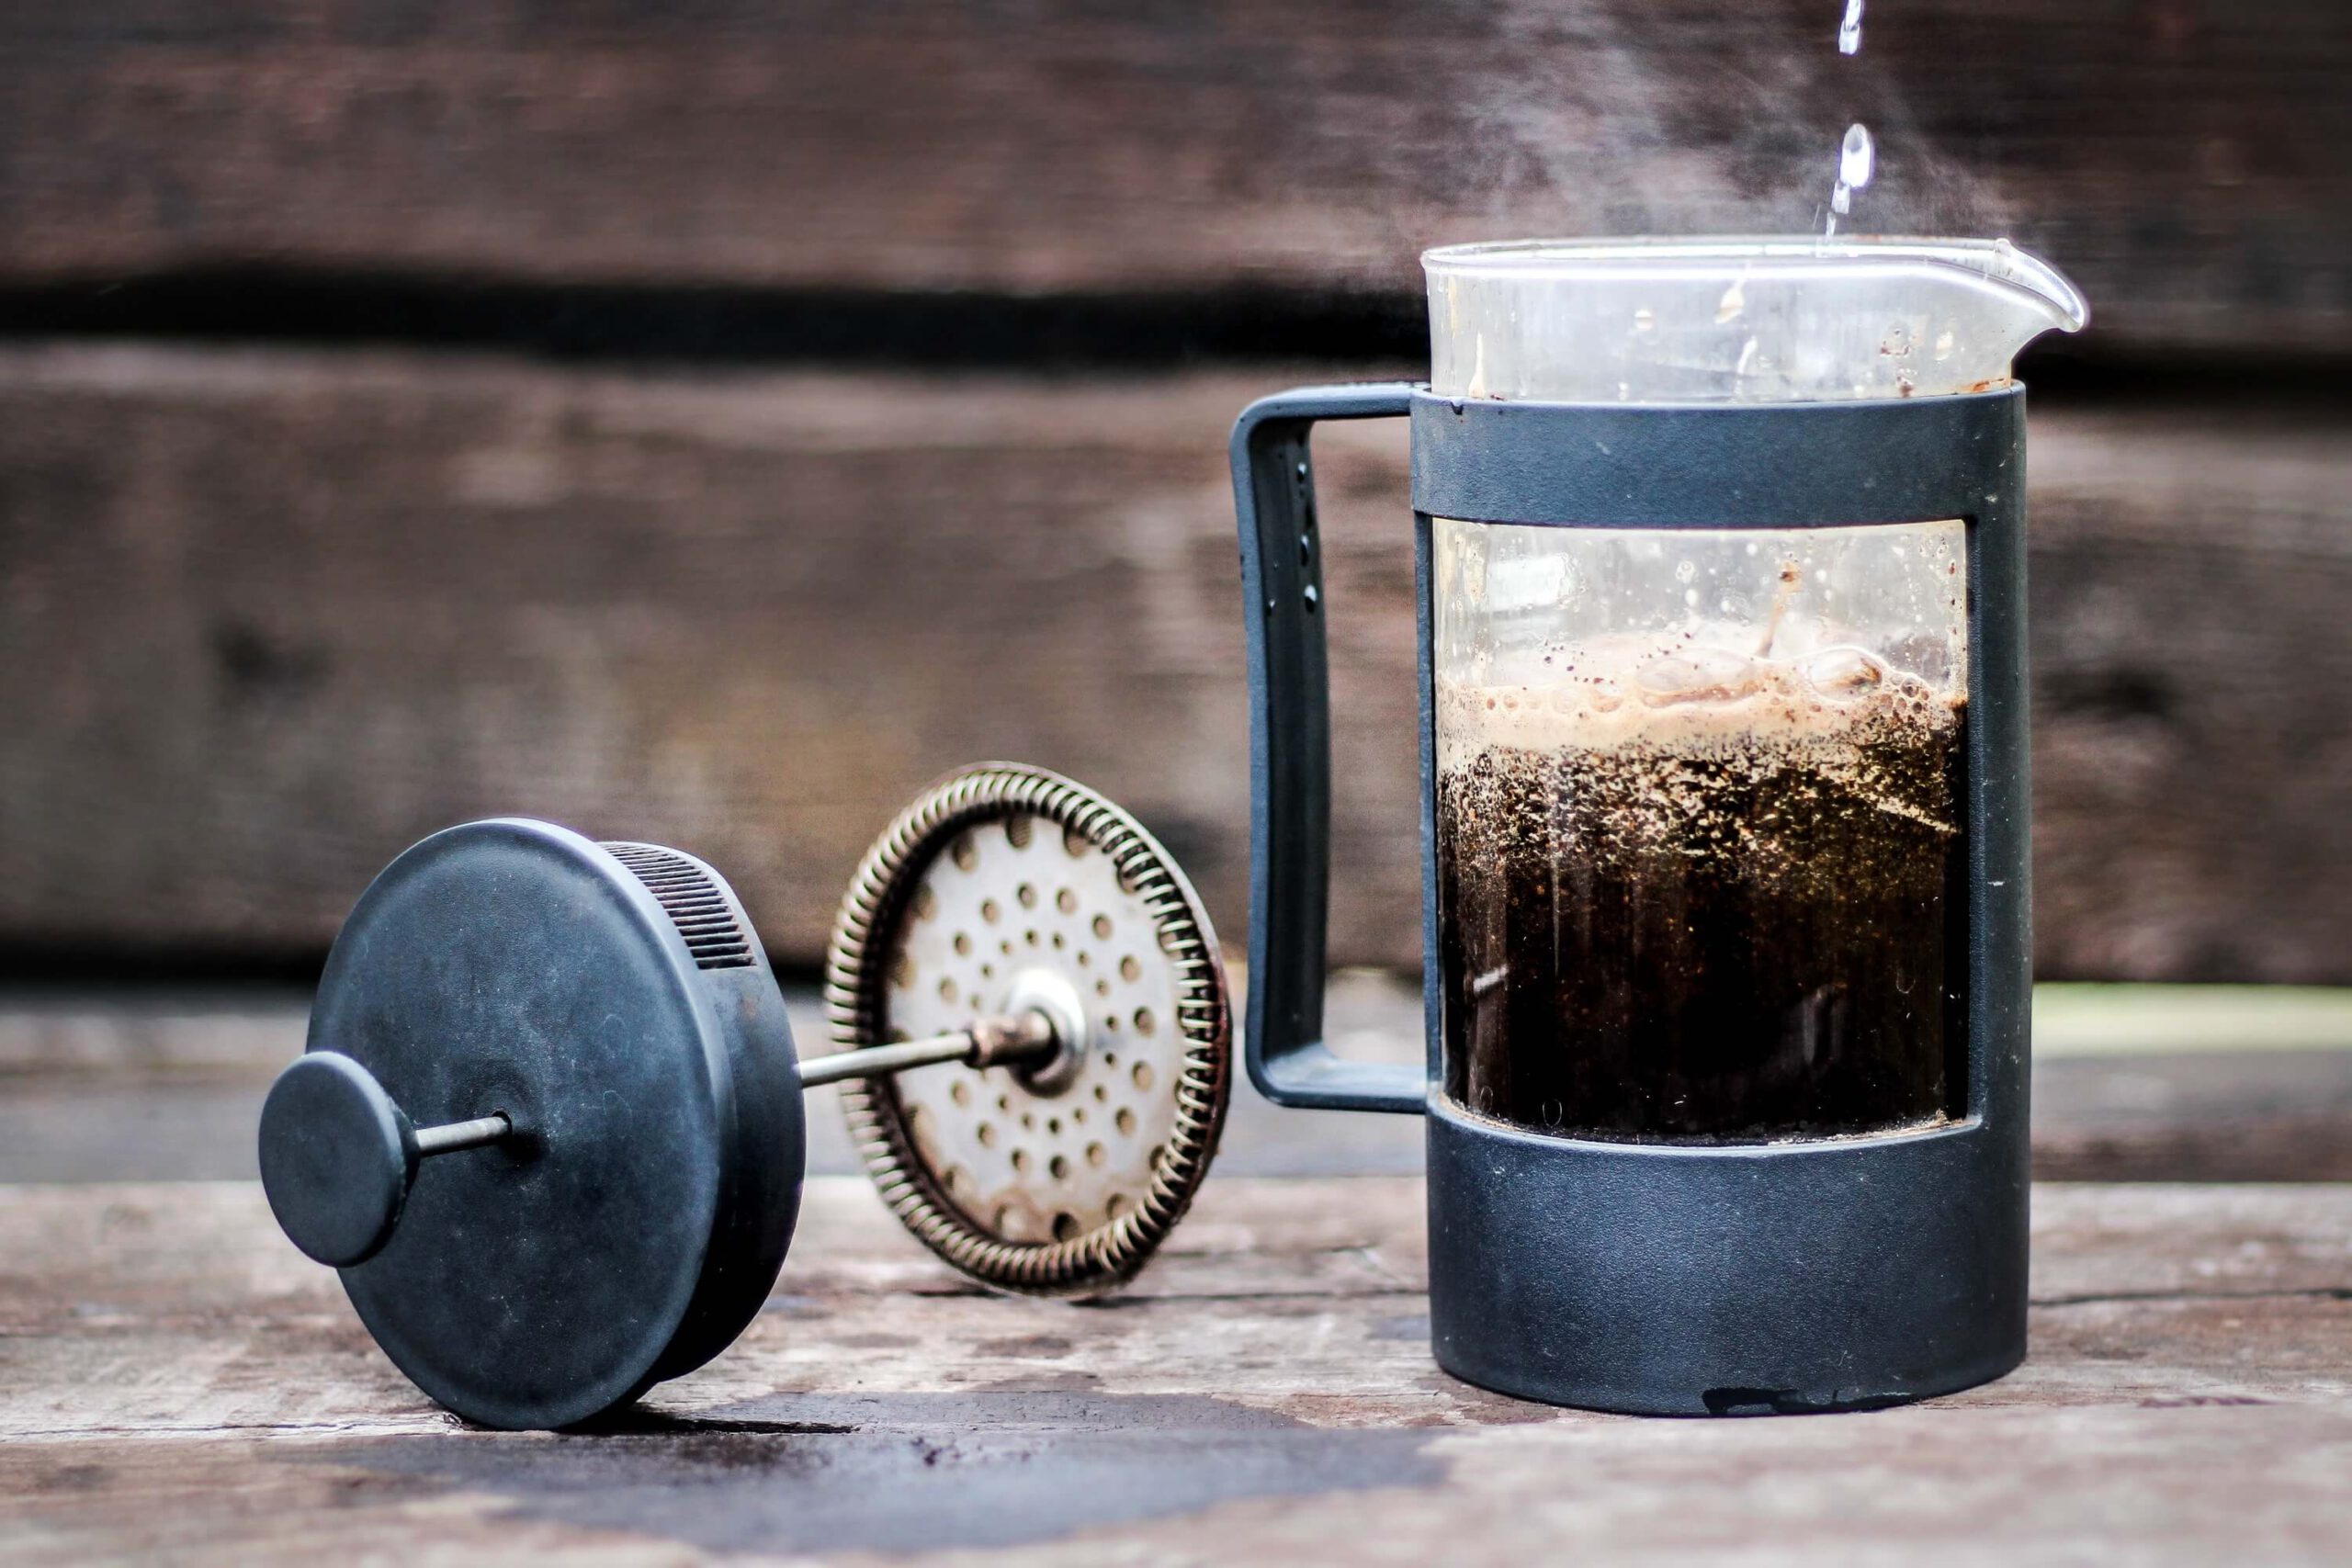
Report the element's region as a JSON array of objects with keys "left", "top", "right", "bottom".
[{"left": 604, "top": 842, "right": 756, "bottom": 970}]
